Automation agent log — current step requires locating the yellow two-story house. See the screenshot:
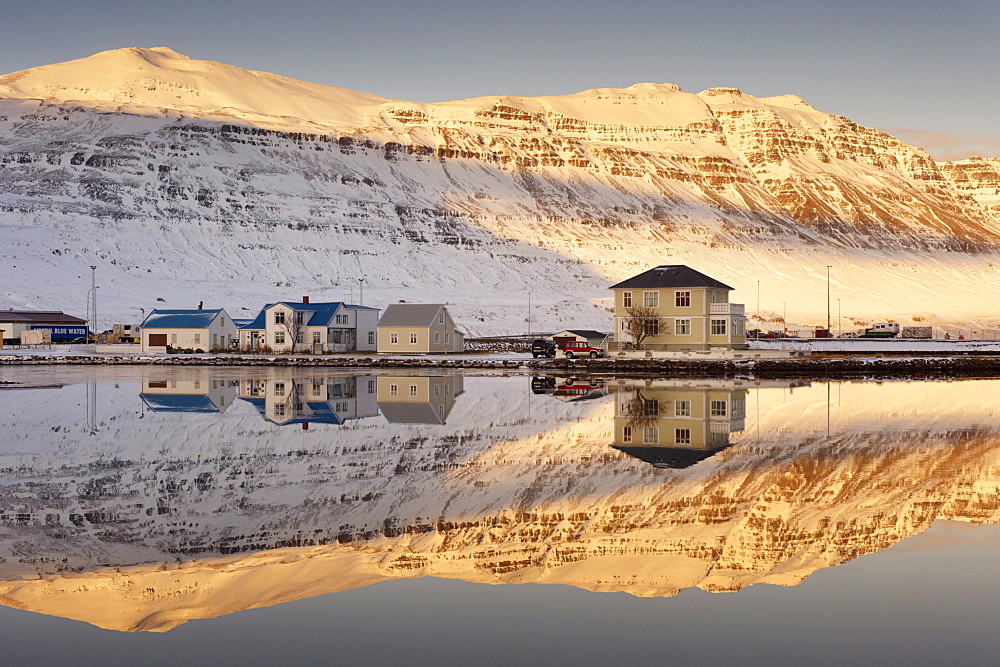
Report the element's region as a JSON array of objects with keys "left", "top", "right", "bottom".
[{"left": 610, "top": 265, "right": 746, "bottom": 350}]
